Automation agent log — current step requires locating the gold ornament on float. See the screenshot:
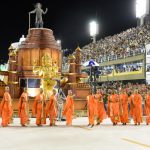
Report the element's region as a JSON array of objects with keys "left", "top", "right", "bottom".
[
  {"left": 33, "top": 53, "right": 60, "bottom": 97},
  {"left": 8, "top": 46, "right": 18, "bottom": 57}
]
